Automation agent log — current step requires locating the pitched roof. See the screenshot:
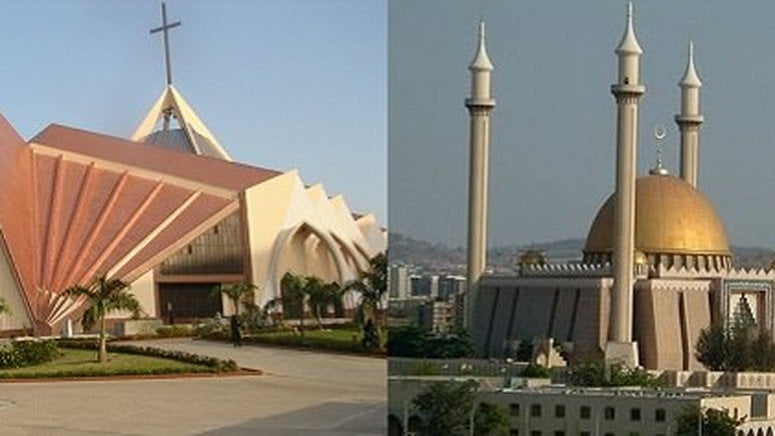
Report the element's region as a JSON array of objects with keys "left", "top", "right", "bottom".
[{"left": 31, "top": 124, "right": 281, "bottom": 192}]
